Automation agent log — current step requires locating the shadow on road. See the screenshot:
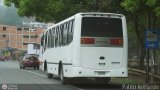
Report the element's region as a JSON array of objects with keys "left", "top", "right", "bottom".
[{"left": 52, "top": 77, "right": 122, "bottom": 89}]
